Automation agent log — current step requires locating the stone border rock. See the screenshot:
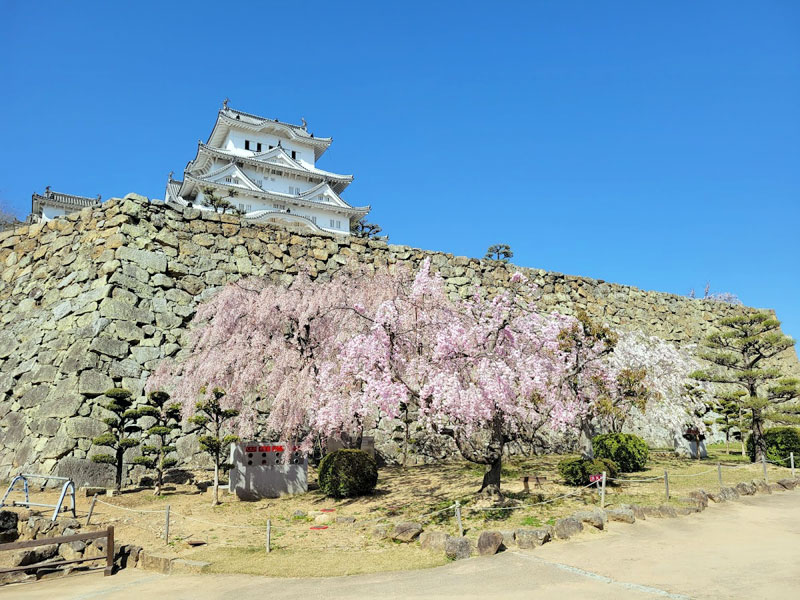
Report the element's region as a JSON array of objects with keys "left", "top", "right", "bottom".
[{"left": 412, "top": 476, "right": 800, "bottom": 561}]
